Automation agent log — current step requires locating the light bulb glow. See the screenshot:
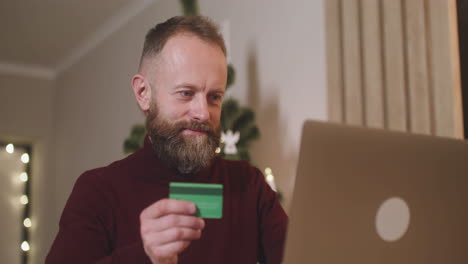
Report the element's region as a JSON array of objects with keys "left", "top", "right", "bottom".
[
  {"left": 23, "top": 218, "right": 32, "bottom": 228},
  {"left": 6, "top": 144, "right": 14, "bottom": 153},
  {"left": 21, "top": 241, "right": 30, "bottom": 251},
  {"left": 20, "top": 195, "right": 29, "bottom": 205},
  {"left": 266, "top": 174, "right": 274, "bottom": 182},
  {"left": 264, "top": 167, "right": 277, "bottom": 191},
  {"left": 215, "top": 147, "right": 221, "bottom": 154},
  {"left": 21, "top": 153, "right": 30, "bottom": 164},
  {"left": 19, "top": 172, "right": 28, "bottom": 182}
]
